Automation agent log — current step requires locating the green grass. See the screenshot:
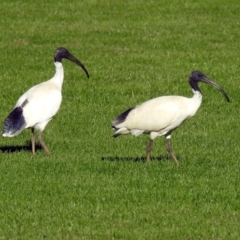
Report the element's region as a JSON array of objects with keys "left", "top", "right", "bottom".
[{"left": 0, "top": 0, "right": 240, "bottom": 239}]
